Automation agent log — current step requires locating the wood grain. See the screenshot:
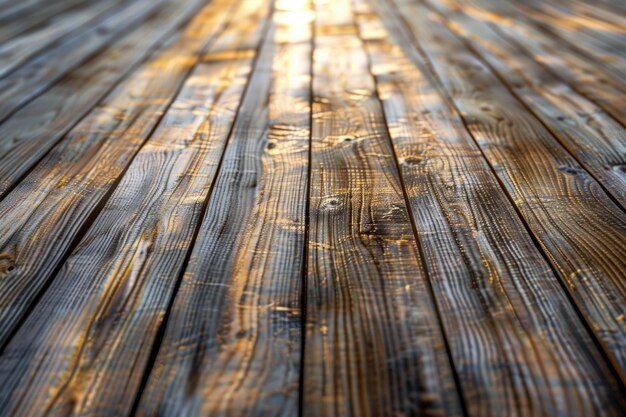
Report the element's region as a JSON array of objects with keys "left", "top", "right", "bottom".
[
  {"left": 0, "top": 0, "right": 164, "bottom": 124},
  {"left": 0, "top": 0, "right": 209, "bottom": 197},
  {"left": 360, "top": 1, "right": 626, "bottom": 415},
  {"left": 0, "top": 2, "right": 271, "bottom": 415},
  {"left": 0, "top": 0, "right": 123, "bottom": 79},
  {"left": 423, "top": 0, "right": 626, "bottom": 208},
  {"left": 302, "top": 0, "right": 463, "bottom": 416},
  {"left": 136, "top": 2, "right": 312, "bottom": 415},
  {"left": 386, "top": 0, "right": 626, "bottom": 378},
  {"left": 447, "top": 0, "right": 626, "bottom": 126},
  {"left": 0, "top": 1, "right": 624, "bottom": 415},
  {"left": 0, "top": 0, "right": 239, "bottom": 350},
  {"left": 498, "top": 0, "right": 626, "bottom": 79},
  {"left": 457, "top": 0, "right": 626, "bottom": 83},
  {"left": 0, "top": 0, "right": 87, "bottom": 44}
]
